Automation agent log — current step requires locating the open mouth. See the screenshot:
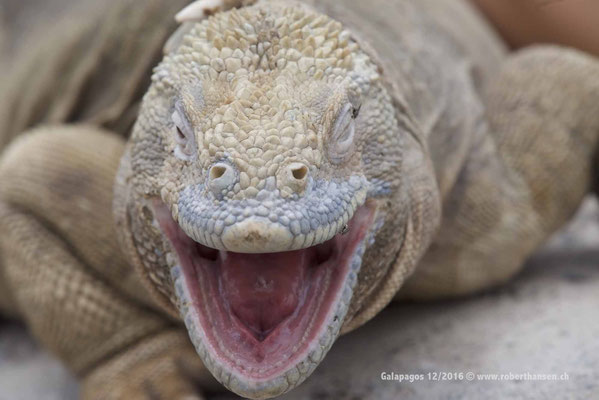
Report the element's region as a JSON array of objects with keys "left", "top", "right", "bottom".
[{"left": 154, "top": 200, "right": 375, "bottom": 395}]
